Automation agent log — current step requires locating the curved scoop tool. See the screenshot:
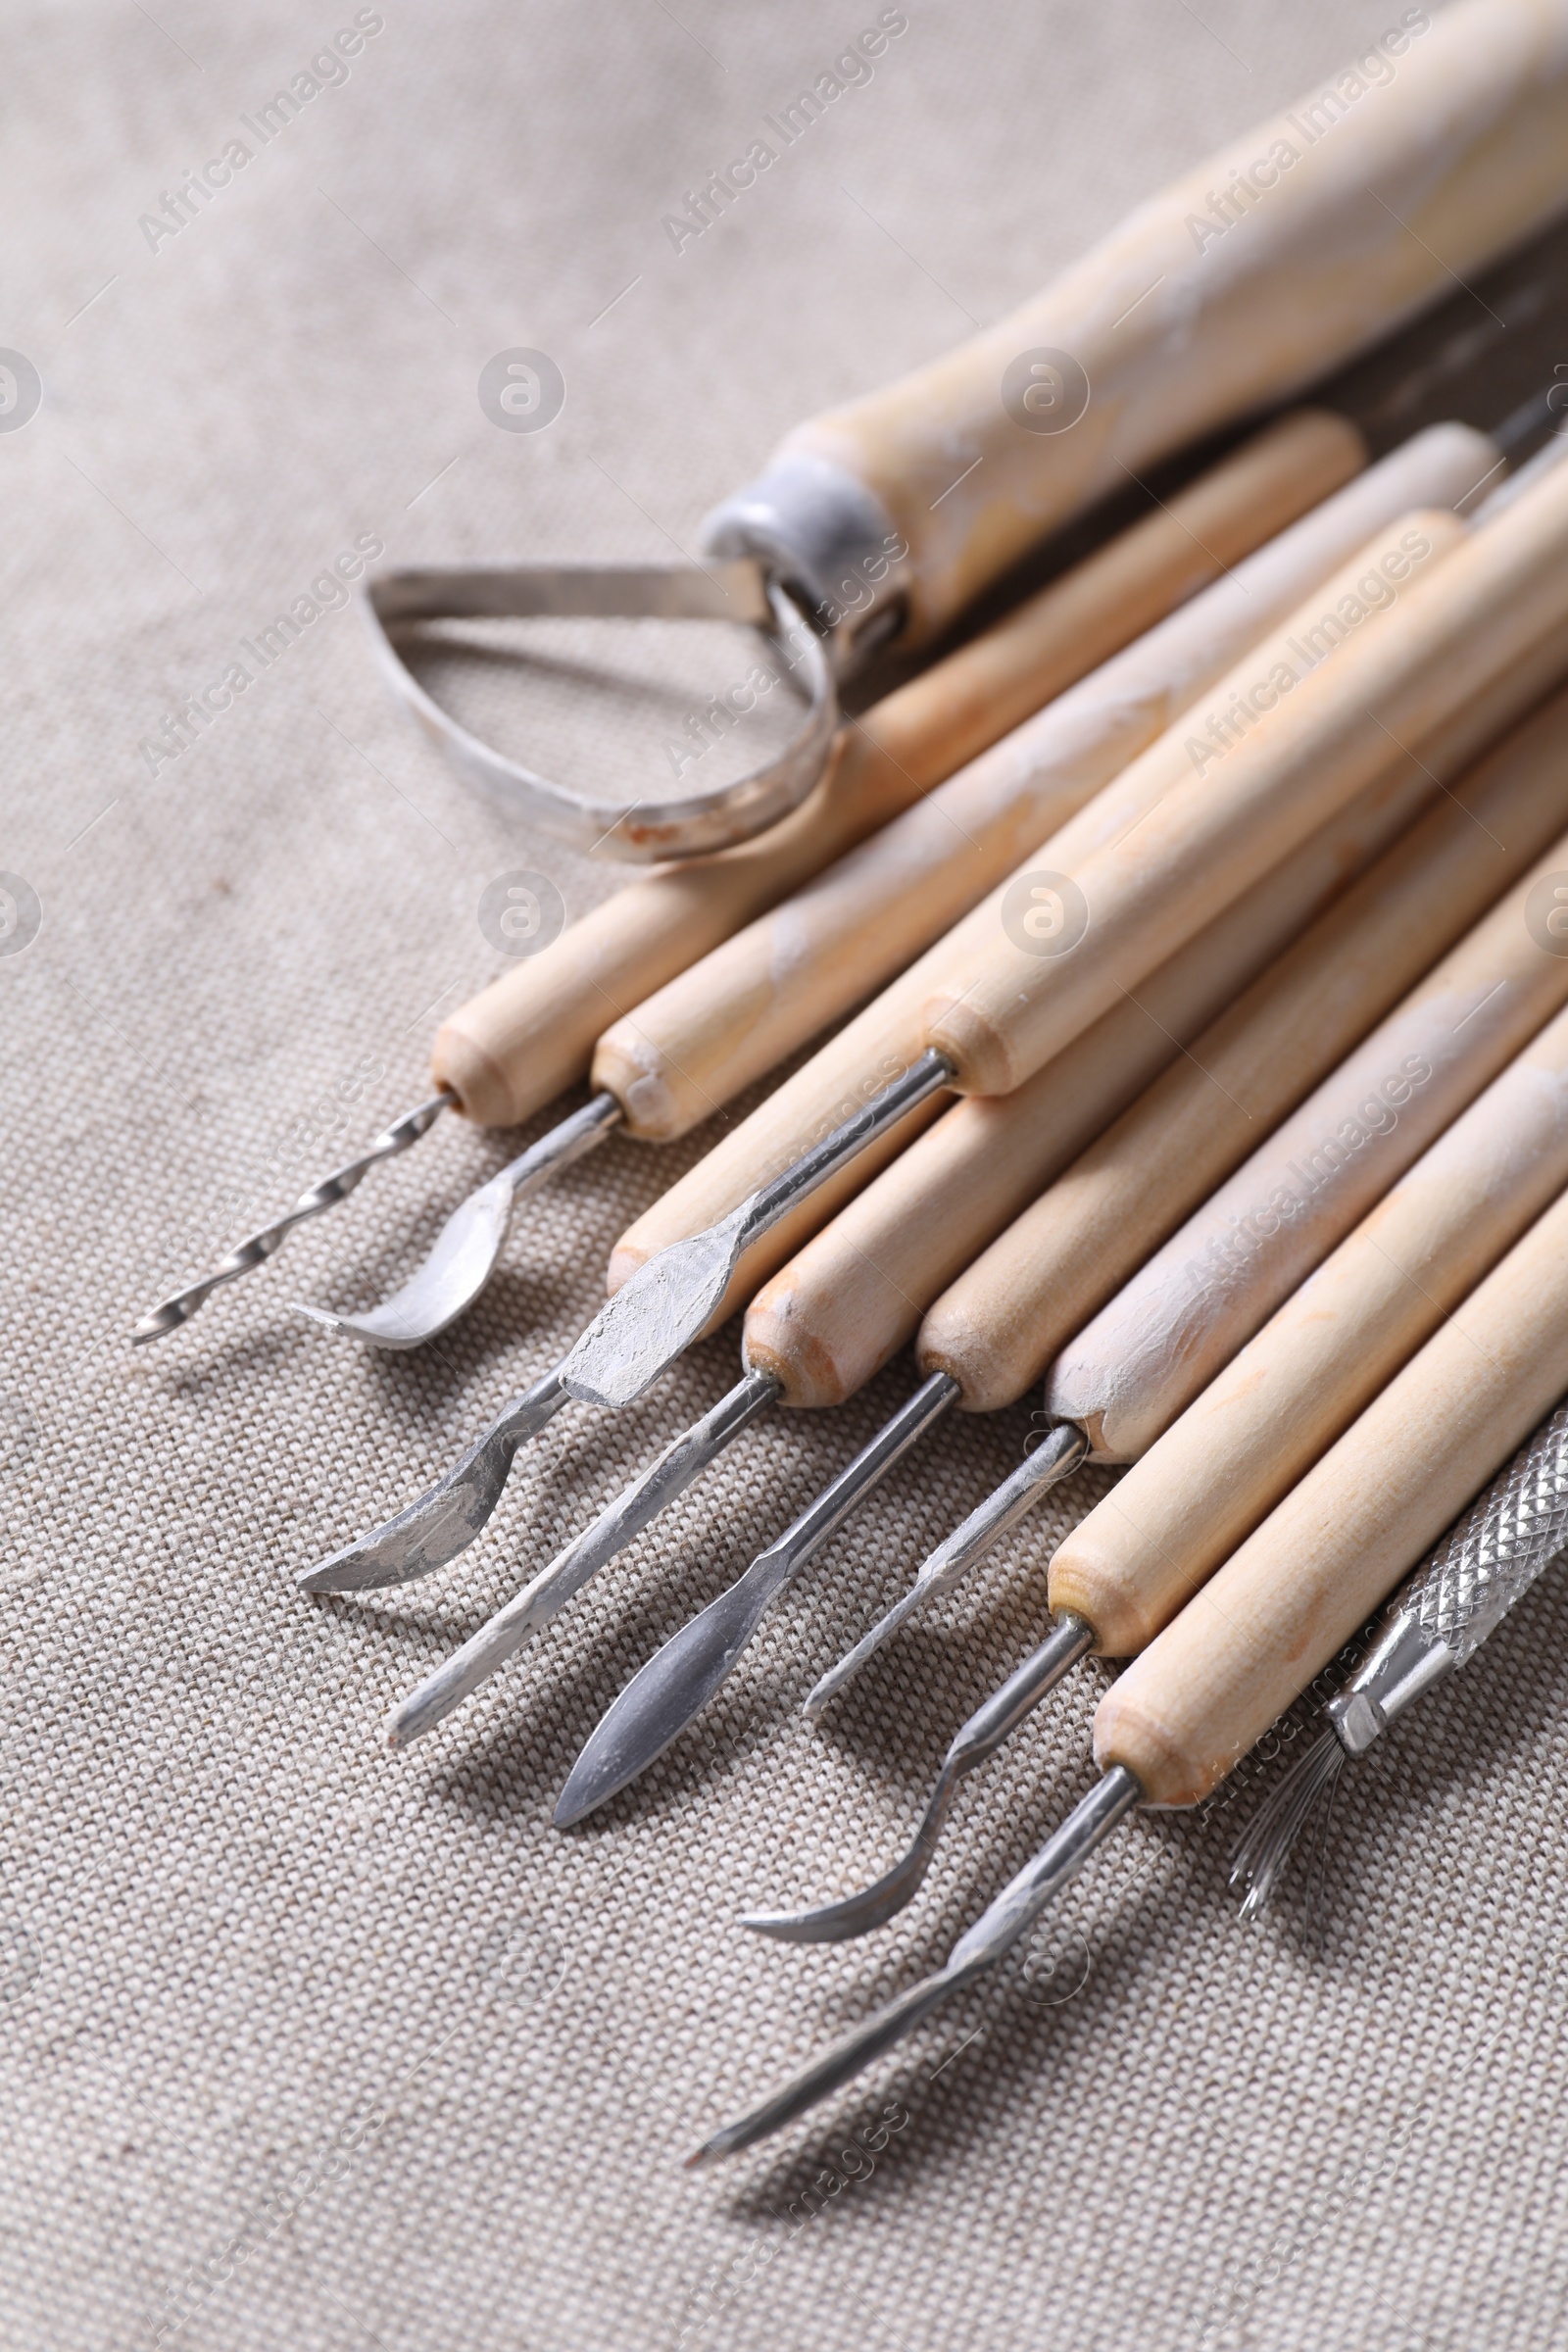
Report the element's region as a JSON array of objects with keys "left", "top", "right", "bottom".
[
  {"left": 293, "top": 1091, "right": 622, "bottom": 1348},
  {"left": 361, "top": 562, "right": 837, "bottom": 861},
  {"left": 741, "top": 1614, "right": 1095, "bottom": 1942}
]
